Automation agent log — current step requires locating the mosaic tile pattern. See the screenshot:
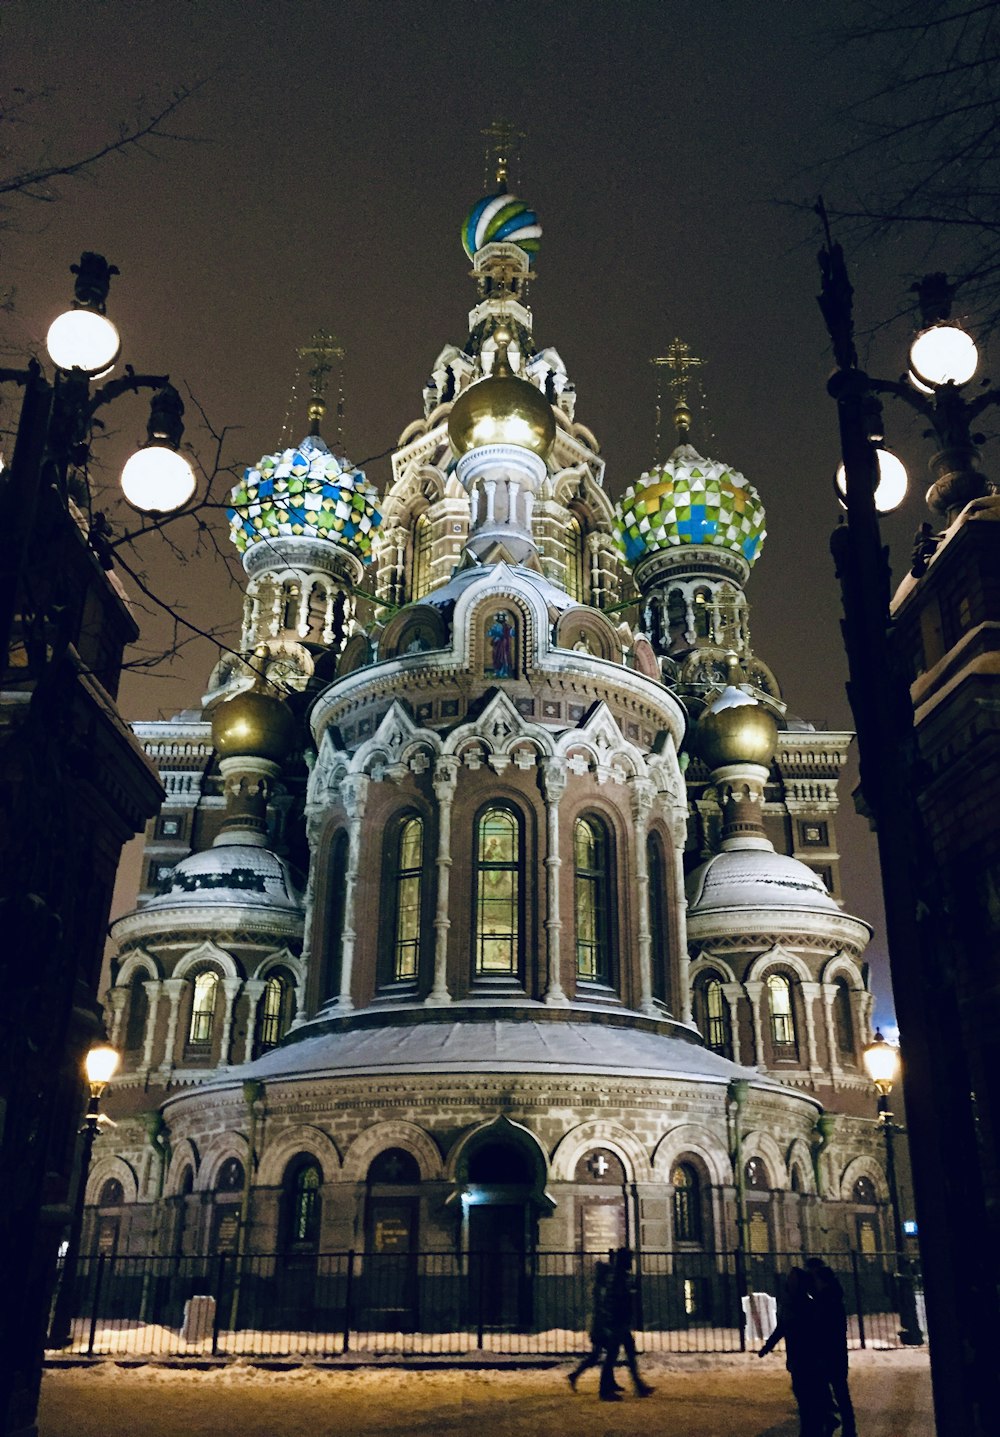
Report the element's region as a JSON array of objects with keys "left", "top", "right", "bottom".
[
  {"left": 228, "top": 443, "right": 382, "bottom": 560},
  {"left": 462, "top": 191, "right": 542, "bottom": 264},
  {"left": 613, "top": 449, "right": 766, "bottom": 568}
]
